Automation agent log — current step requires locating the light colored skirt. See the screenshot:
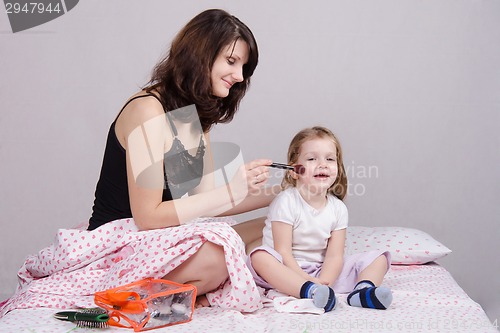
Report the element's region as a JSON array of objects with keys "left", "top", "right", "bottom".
[{"left": 1, "top": 218, "right": 262, "bottom": 317}]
